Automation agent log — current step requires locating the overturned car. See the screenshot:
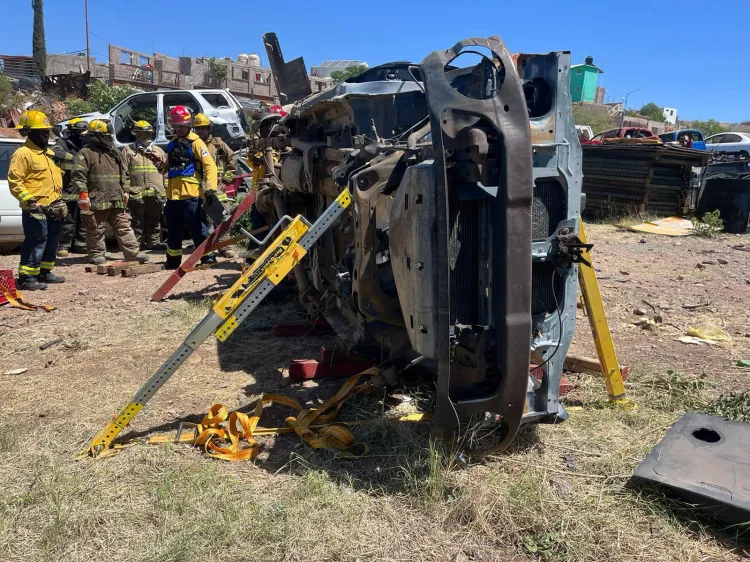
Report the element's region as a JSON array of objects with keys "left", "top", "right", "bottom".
[{"left": 250, "top": 33, "right": 583, "bottom": 449}]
